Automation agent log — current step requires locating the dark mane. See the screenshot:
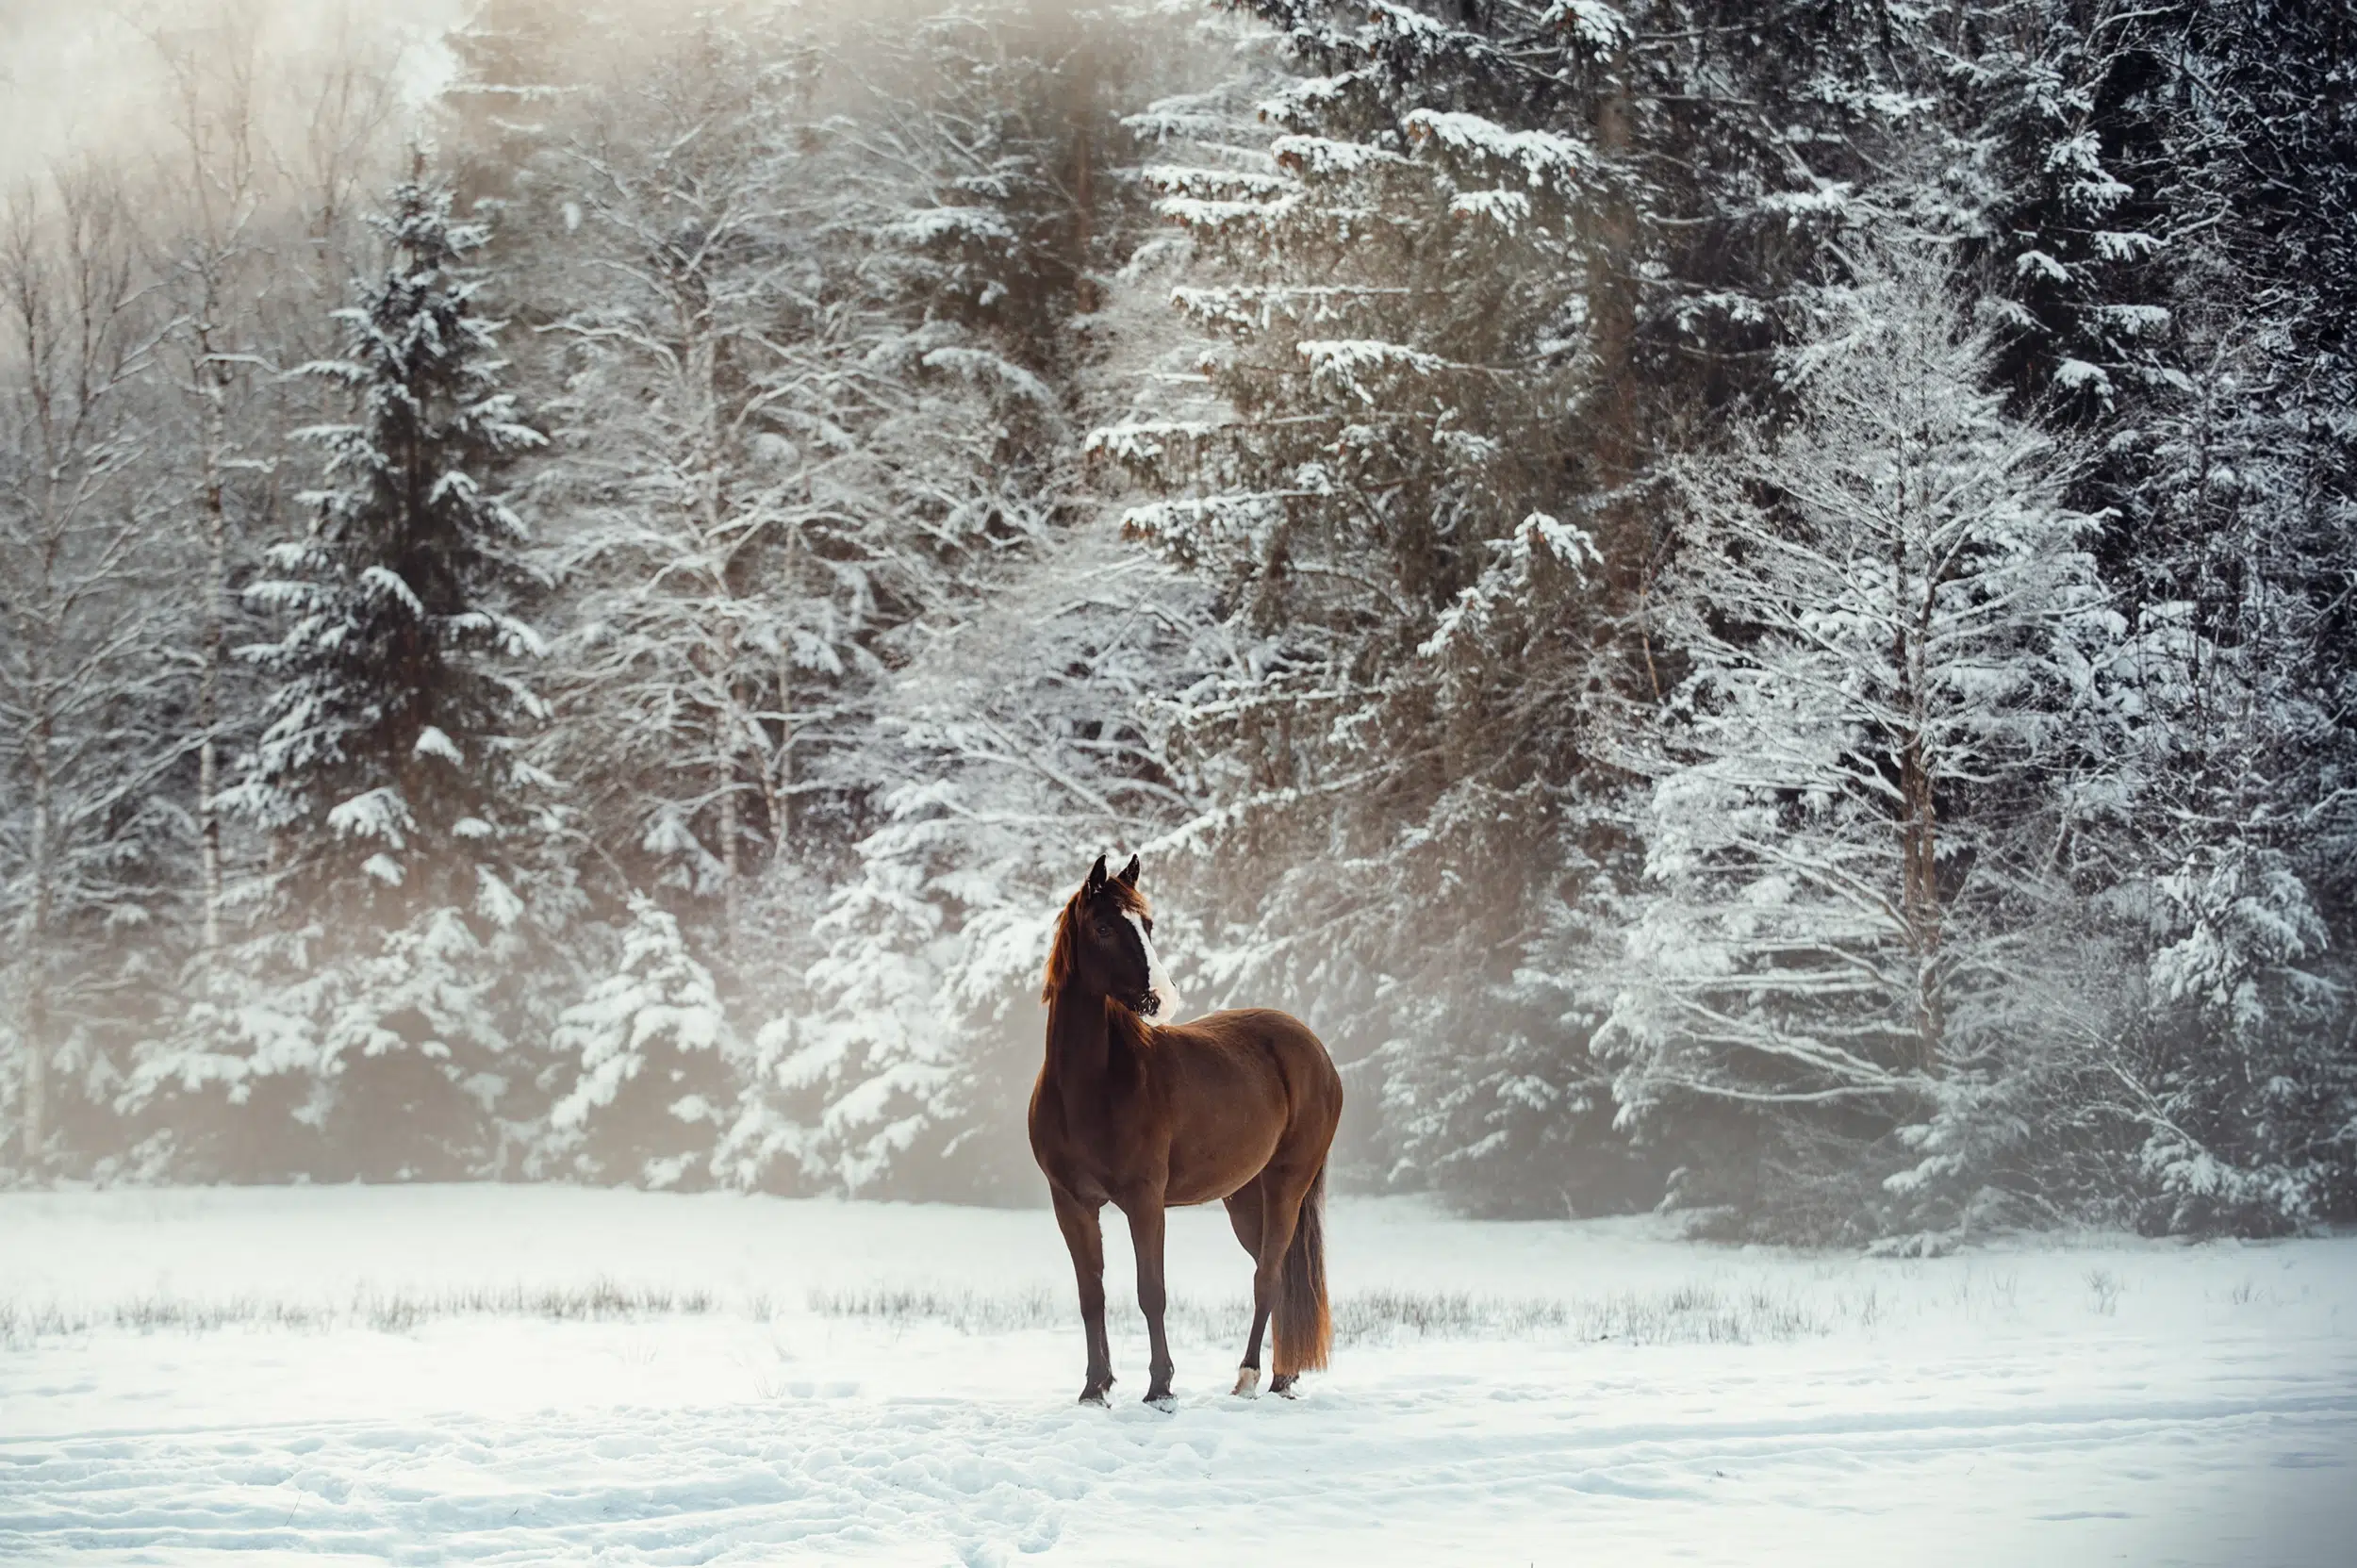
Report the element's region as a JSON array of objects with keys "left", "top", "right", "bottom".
[
  {"left": 1103, "top": 1001, "right": 1155, "bottom": 1053},
  {"left": 1041, "top": 878, "right": 1151, "bottom": 1004}
]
